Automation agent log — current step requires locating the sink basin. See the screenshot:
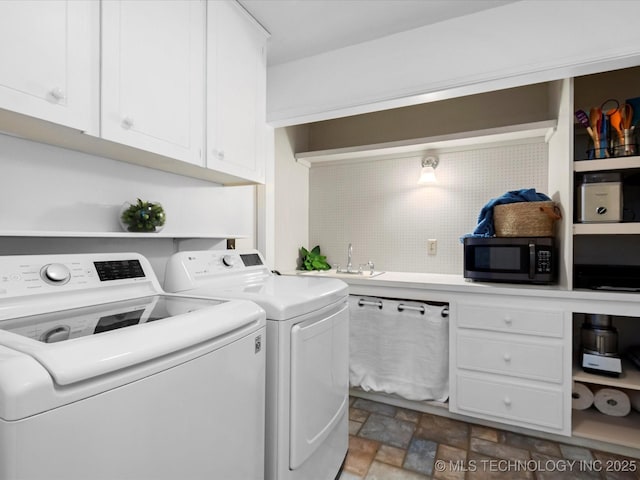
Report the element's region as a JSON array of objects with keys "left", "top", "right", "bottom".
[{"left": 297, "top": 269, "right": 385, "bottom": 279}]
